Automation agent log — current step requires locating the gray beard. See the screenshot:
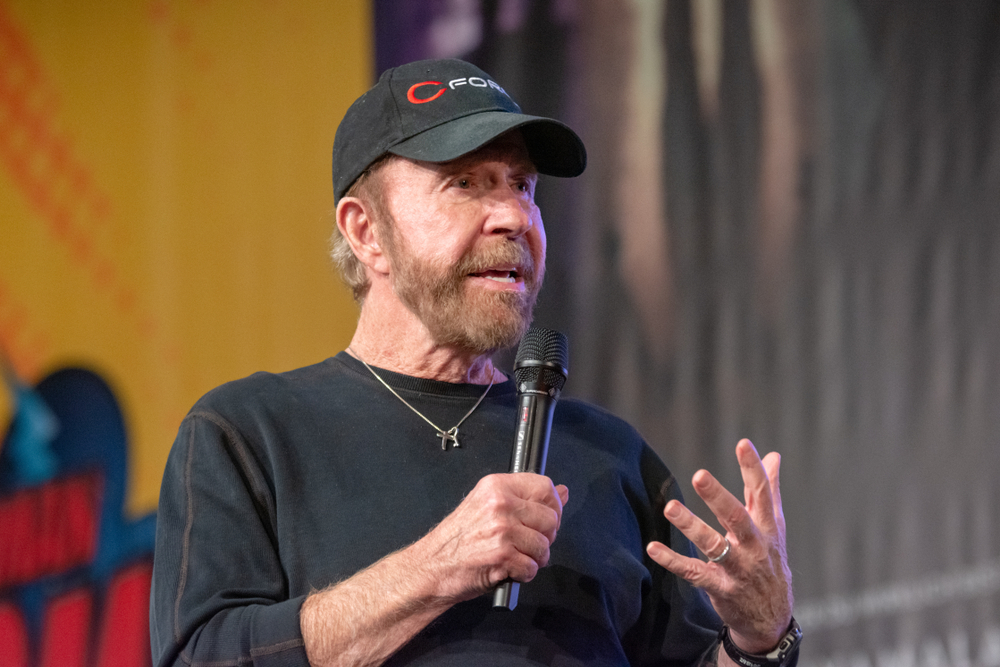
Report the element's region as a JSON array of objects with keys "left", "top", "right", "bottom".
[{"left": 388, "top": 238, "right": 542, "bottom": 354}]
